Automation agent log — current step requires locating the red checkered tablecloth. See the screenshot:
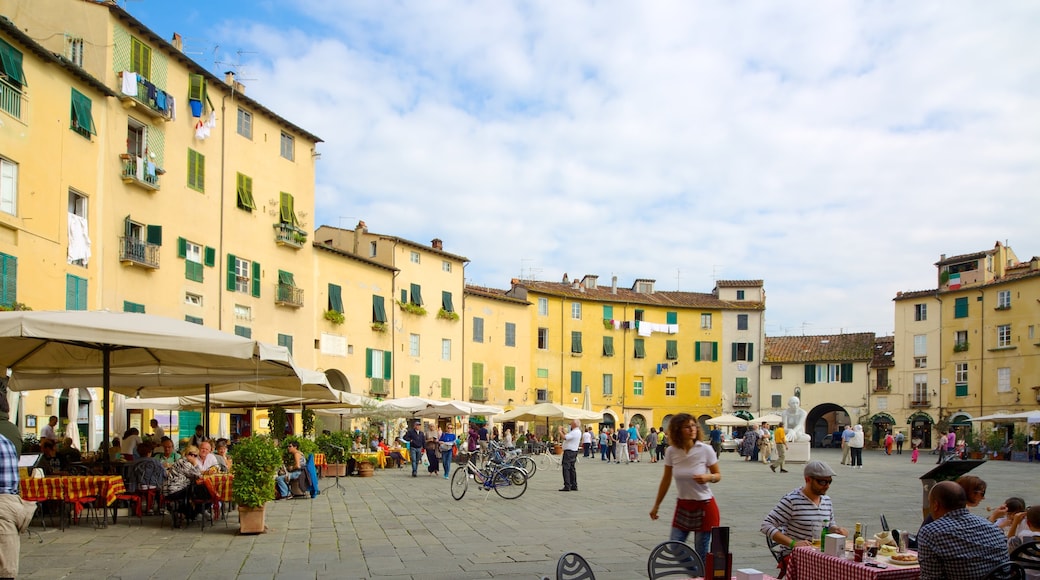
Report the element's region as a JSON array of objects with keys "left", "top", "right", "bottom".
[
  {"left": 201, "top": 474, "right": 233, "bottom": 502},
  {"left": 788, "top": 546, "right": 919, "bottom": 580},
  {"left": 20, "top": 475, "right": 125, "bottom": 506}
]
